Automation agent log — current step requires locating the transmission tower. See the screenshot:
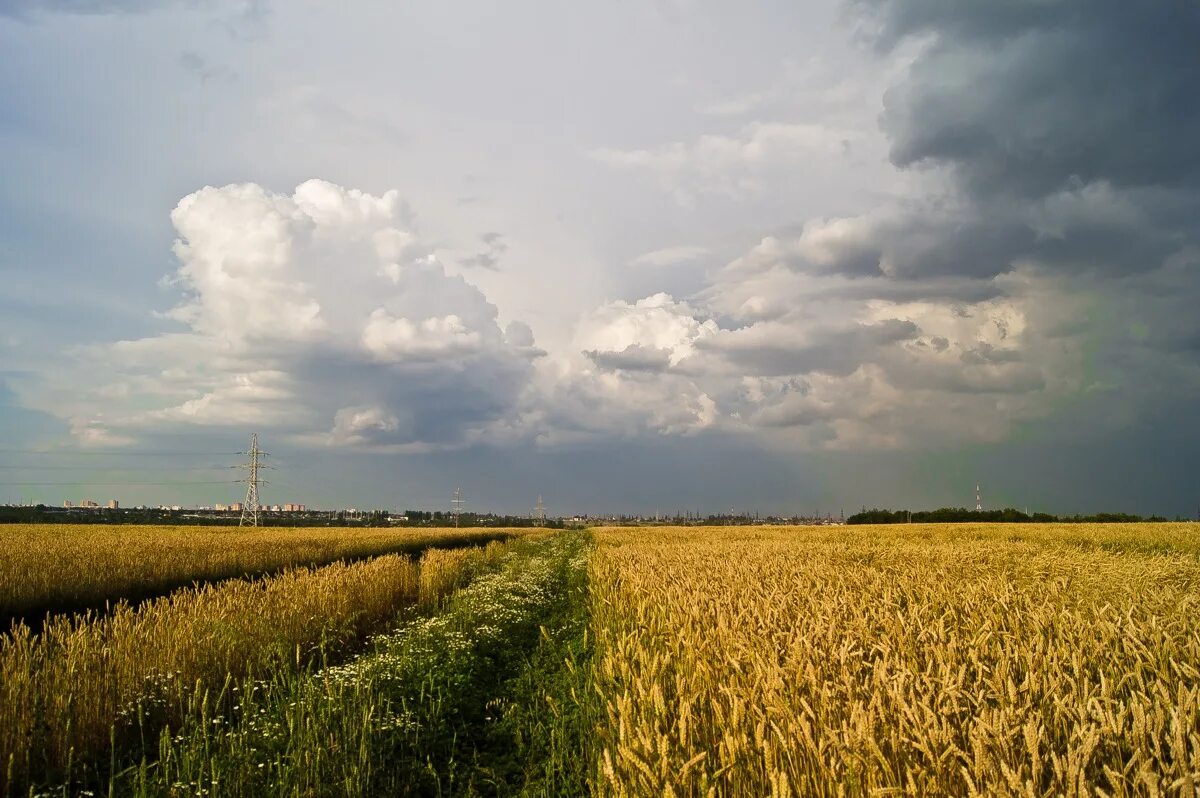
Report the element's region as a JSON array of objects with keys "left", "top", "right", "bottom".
[
  {"left": 451, "top": 486, "right": 464, "bottom": 528},
  {"left": 237, "top": 433, "right": 269, "bottom": 527},
  {"left": 975, "top": 483, "right": 982, "bottom": 512},
  {"left": 534, "top": 494, "right": 546, "bottom": 527}
]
